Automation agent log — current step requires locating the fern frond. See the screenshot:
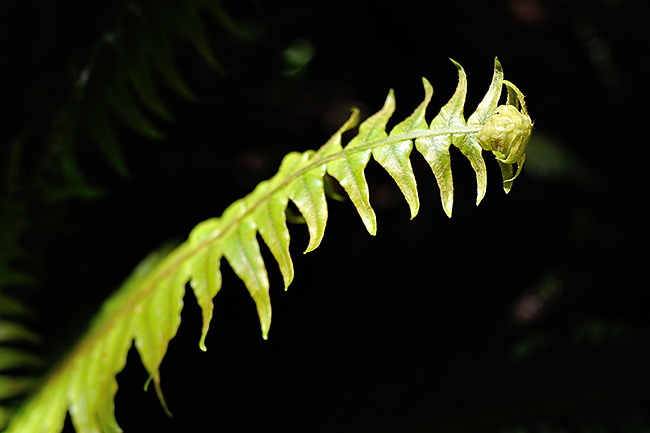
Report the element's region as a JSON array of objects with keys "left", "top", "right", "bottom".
[
  {"left": 4, "top": 59, "right": 532, "bottom": 433},
  {"left": 39, "top": 0, "right": 240, "bottom": 201},
  {"left": 0, "top": 137, "right": 45, "bottom": 429}
]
